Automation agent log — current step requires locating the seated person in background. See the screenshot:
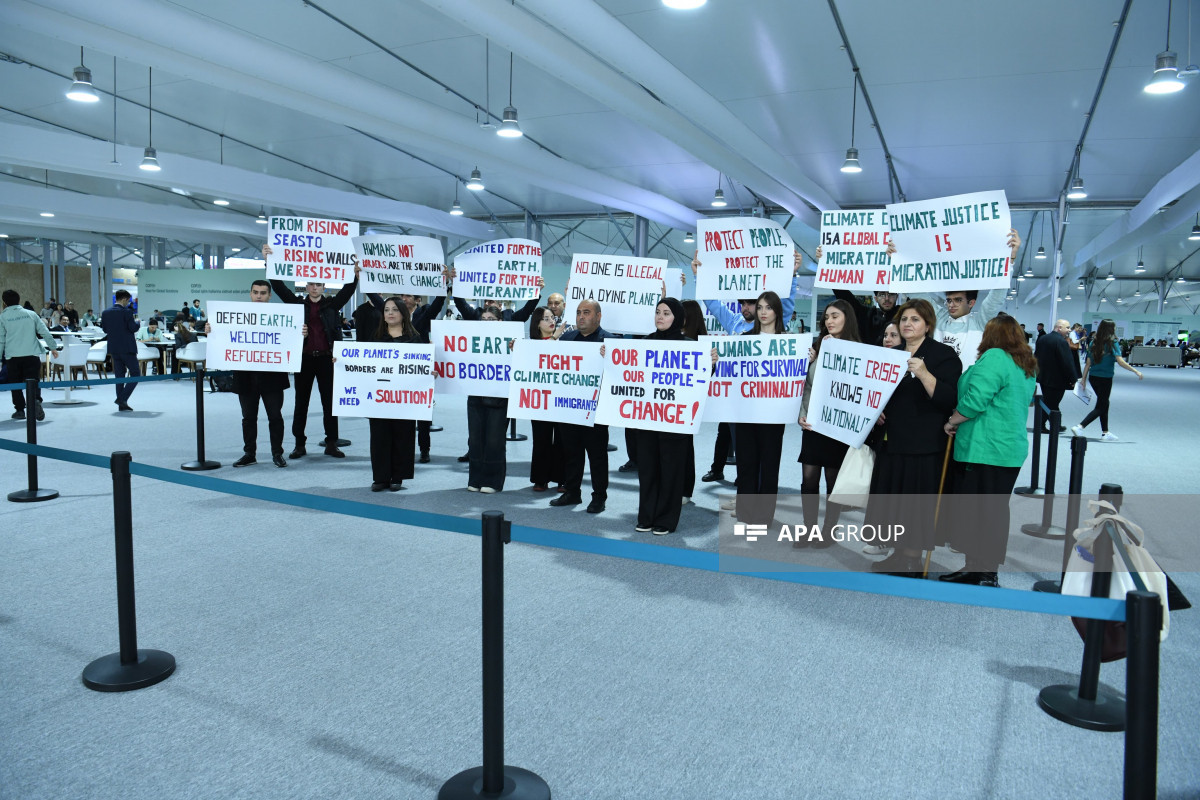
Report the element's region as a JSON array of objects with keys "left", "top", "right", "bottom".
[
  {"left": 82, "top": 309, "right": 100, "bottom": 326},
  {"left": 137, "top": 319, "right": 163, "bottom": 342},
  {"left": 51, "top": 317, "right": 75, "bottom": 332}
]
